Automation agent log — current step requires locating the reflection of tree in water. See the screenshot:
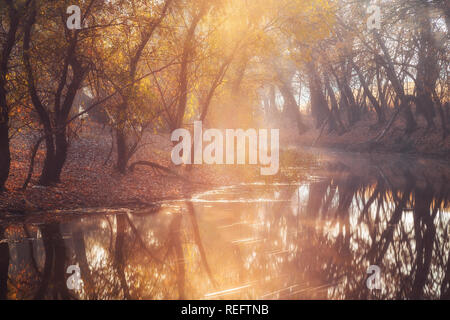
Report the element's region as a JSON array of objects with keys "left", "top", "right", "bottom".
[
  {"left": 34, "top": 223, "right": 75, "bottom": 299},
  {"left": 0, "top": 225, "right": 9, "bottom": 299},
  {"left": 1, "top": 156, "right": 449, "bottom": 299},
  {"left": 288, "top": 159, "right": 450, "bottom": 299}
]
